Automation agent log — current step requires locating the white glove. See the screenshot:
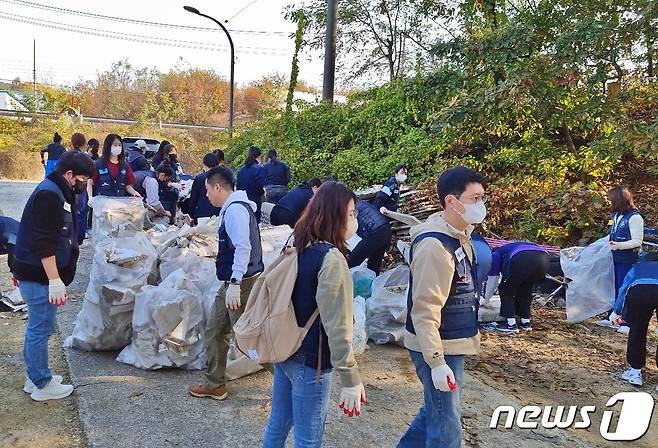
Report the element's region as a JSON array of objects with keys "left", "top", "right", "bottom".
[
  {"left": 48, "top": 278, "right": 67, "bottom": 306},
  {"left": 339, "top": 383, "right": 367, "bottom": 417},
  {"left": 609, "top": 311, "right": 621, "bottom": 323},
  {"left": 225, "top": 283, "right": 241, "bottom": 311},
  {"left": 431, "top": 363, "right": 457, "bottom": 392},
  {"left": 379, "top": 206, "right": 389, "bottom": 216},
  {"left": 483, "top": 275, "right": 500, "bottom": 302}
]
